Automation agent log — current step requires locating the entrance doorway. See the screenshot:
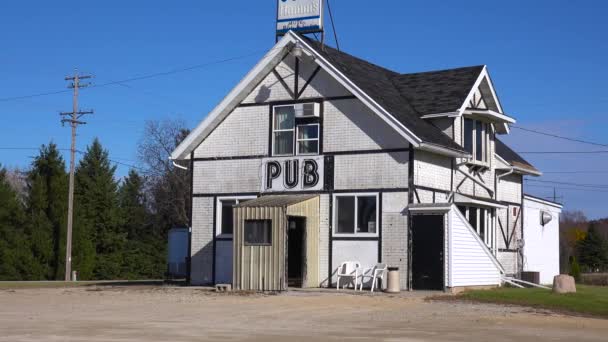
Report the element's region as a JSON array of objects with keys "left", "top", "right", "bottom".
[
  {"left": 287, "top": 217, "right": 306, "bottom": 287},
  {"left": 411, "top": 215, "right": 444, "bottom": 290}
]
